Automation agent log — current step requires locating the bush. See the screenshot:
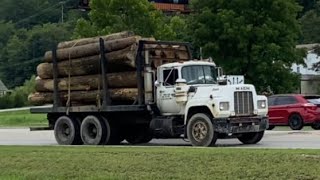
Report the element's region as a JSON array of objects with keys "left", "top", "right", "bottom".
[{"left": 0, "top": 76, "right": 35, "bottom": 109}]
